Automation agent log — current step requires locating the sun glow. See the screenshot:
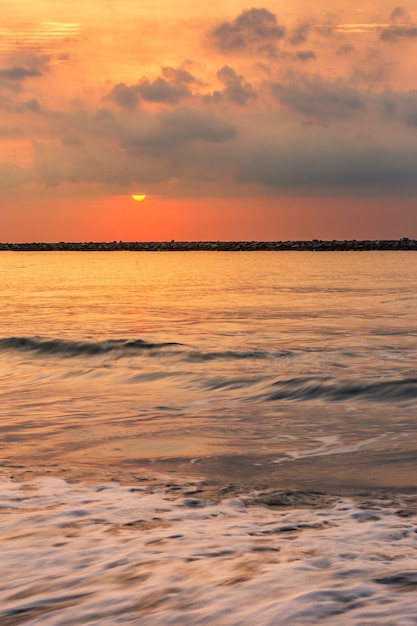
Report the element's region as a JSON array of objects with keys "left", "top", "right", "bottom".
[{"left": 132, "top": 195, "right": 147, "bottom": 202}]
